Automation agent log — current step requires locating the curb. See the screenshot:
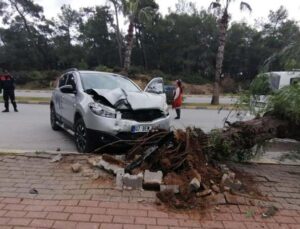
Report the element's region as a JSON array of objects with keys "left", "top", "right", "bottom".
[
  {"left": 1, "top": 100, "right": 234, "bottom": 110},
  {"left": 0, "top": 149, "right": 79, "bottom": 155}
]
